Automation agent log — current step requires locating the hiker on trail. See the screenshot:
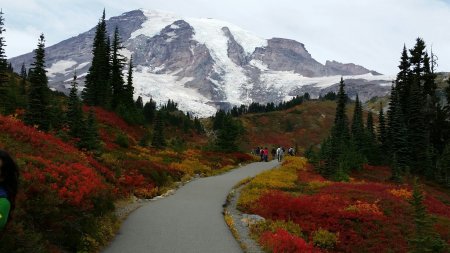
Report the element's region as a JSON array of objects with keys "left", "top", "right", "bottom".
[
  {"left": 255, "top": 147, "right": 260, "bottom": 156},
  {"left": 263, "top": 147, "right": 269, "bottom": 162},
  {"left": 260, "top": 147, "right": 264, "bottom": 161},
  {"left": 0, "top": 150, "right": 19, "bottom": 231},
  {"left": 288, "top": 147, "right": 295, "bottom": 156},
  {"left": 271, "top": 148, "right": 276, "bottom": 160},
  {"left": 276, "top": 147, "right": 284, "bottom": 162}
]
